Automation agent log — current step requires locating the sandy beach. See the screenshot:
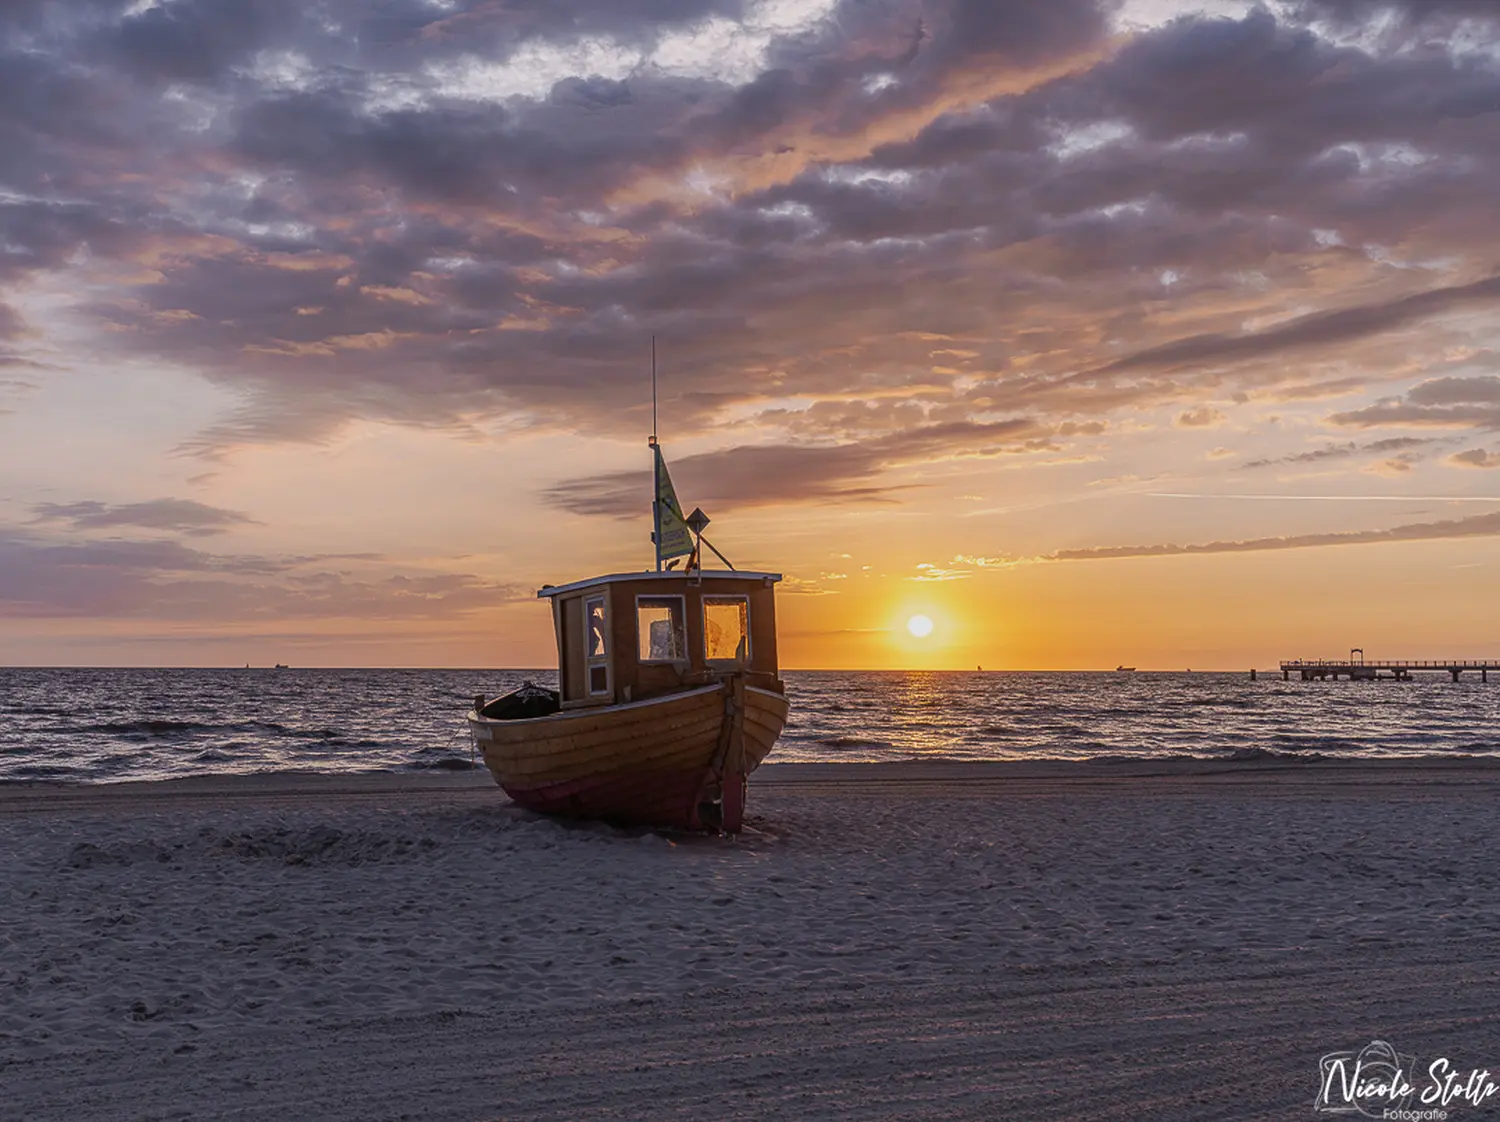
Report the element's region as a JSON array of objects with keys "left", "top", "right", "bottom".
[{"left": 5, "top": 759, "right": 1500, "bottom": 1120}]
